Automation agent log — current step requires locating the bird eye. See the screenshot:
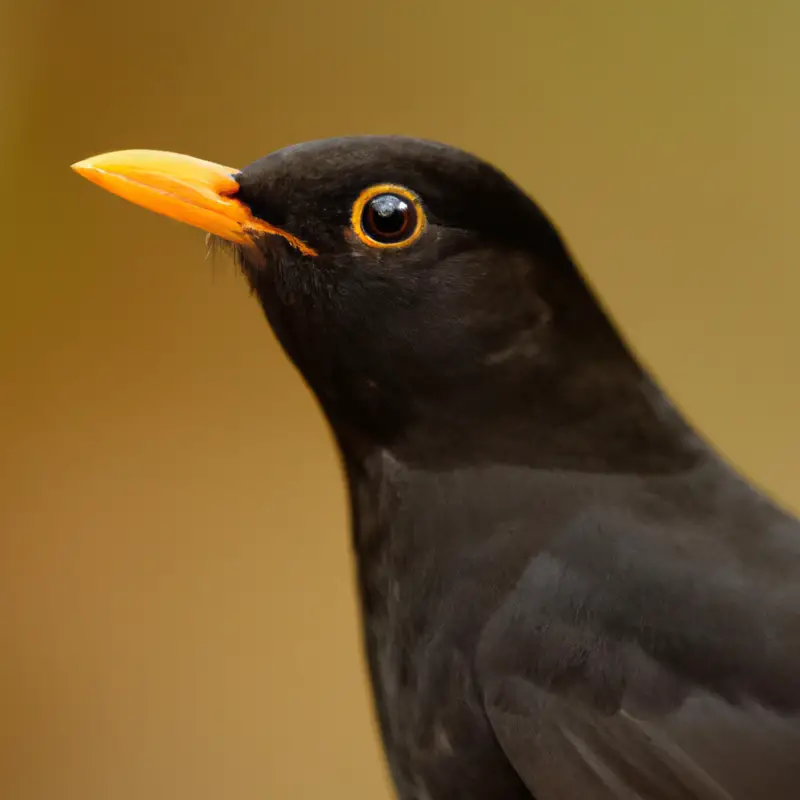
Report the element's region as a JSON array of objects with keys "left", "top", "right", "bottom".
[{"left": 351, "top": 184, "right": 425, "bottom": 249}]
